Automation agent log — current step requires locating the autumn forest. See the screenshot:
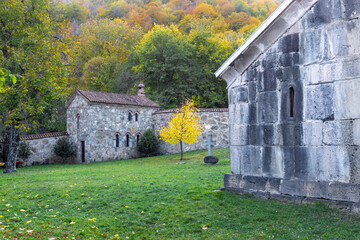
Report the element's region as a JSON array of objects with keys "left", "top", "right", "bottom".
[{"left": 0, "top": 0, "right": 280, "bottom": 134}]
